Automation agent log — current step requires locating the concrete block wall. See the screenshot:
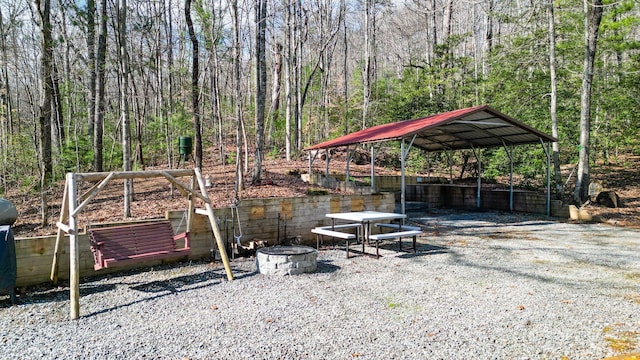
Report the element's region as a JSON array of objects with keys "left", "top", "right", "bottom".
[
  {"left": 206, "top": 193, "right": 395, "bottom": 246},
  {"left": 13, "top": 192, "right": 395, "bottom": 287},
  {"left": 406, "top": 184, "right": 568, "bottom": 217}
]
